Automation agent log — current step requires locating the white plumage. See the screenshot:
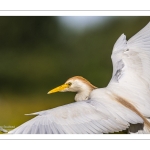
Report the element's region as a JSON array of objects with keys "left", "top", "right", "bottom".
[{"left": 9, "top": 22, "right": 150, "bottom": 134}]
